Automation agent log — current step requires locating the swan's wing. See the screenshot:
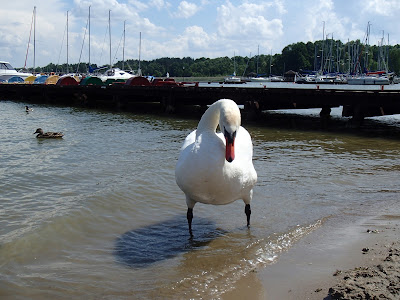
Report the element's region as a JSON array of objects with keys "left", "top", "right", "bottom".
[
  {"left": 176, "top": 131, "right": 226, "bottom": 200},
  {"left": 235, "top": 126, "right": 254, "bottom": 161},
  {"left": 180, "top": 130, "right": 196, "bottom": 151},
  {"left": 235, "top": 126, "right": 257, "bottom": 198}
]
